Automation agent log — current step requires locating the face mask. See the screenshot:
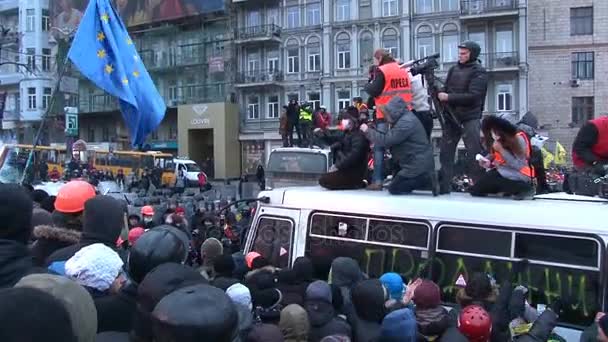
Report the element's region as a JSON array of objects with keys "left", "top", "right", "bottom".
[
  {"left": 341, "top": 119, "right": 352, "bottom": 130},
  {"left": 491, "top": 130, "right": 500, "bottom": 141},
  {"left": 144, "top": 217, "right": 153, "bottom": 223}
]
